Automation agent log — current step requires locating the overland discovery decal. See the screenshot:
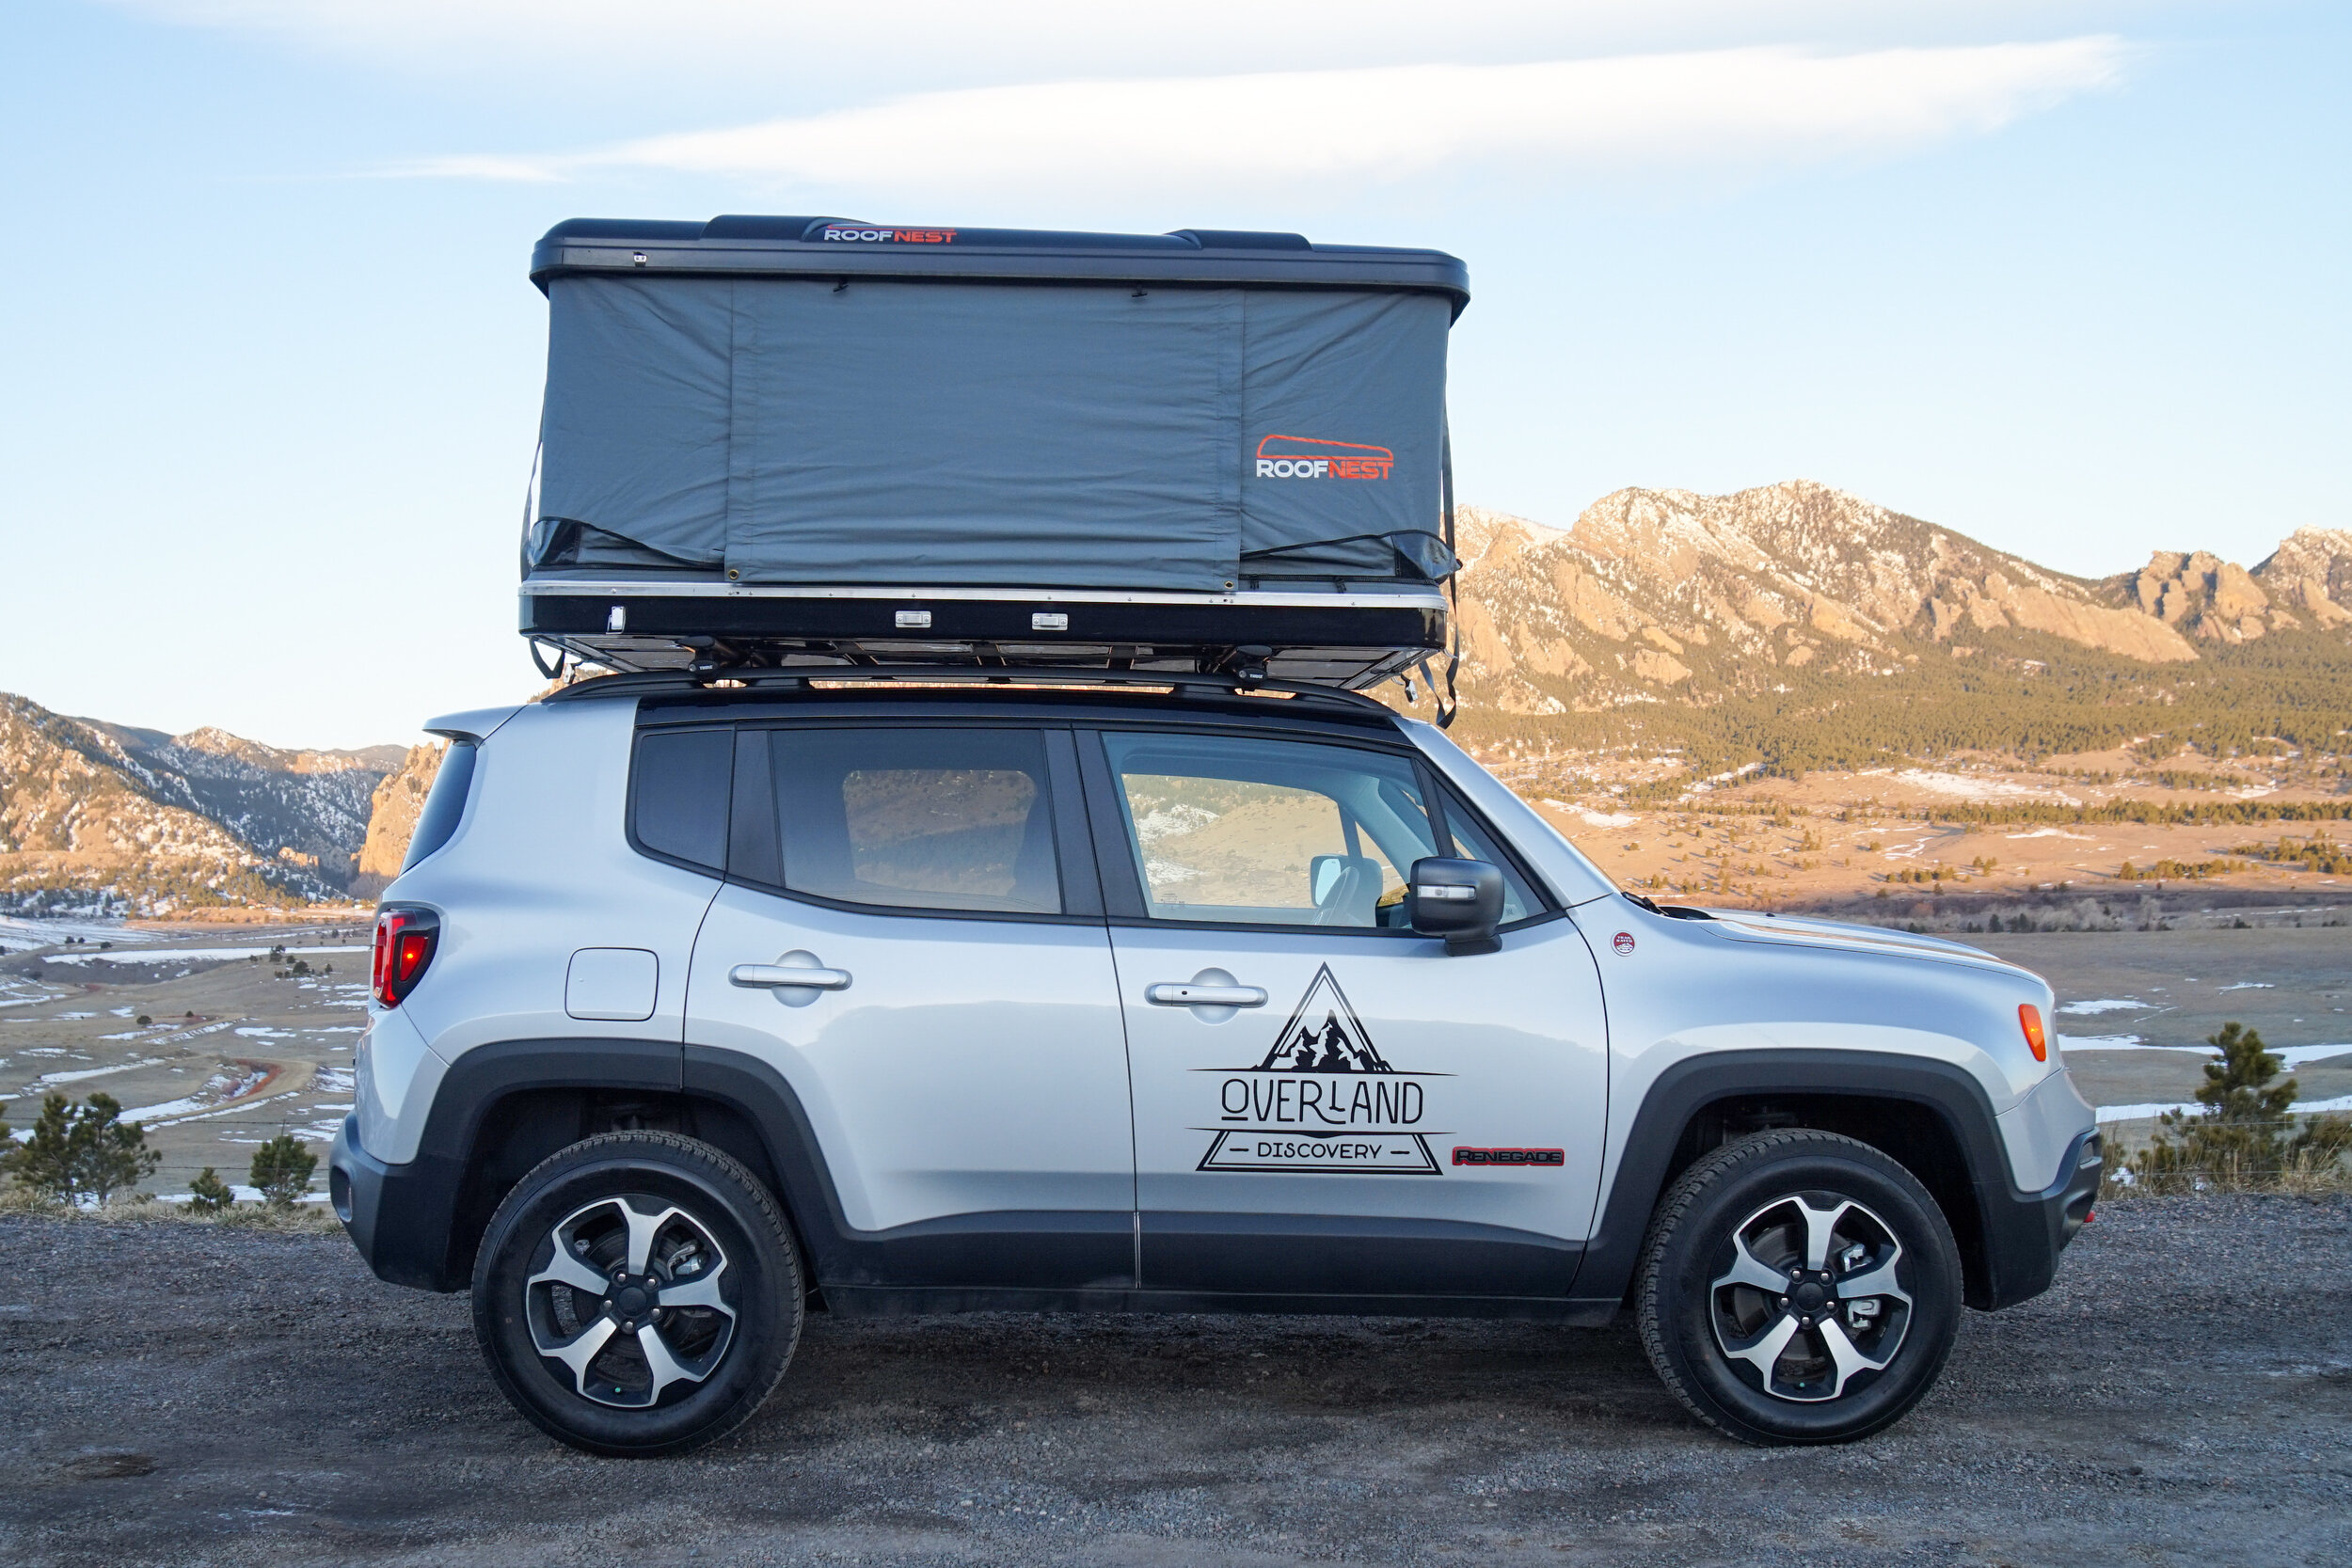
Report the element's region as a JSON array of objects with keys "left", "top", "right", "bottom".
[{"left": 1193, "top": 964, "right": 1447, "bottom": 1175}]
